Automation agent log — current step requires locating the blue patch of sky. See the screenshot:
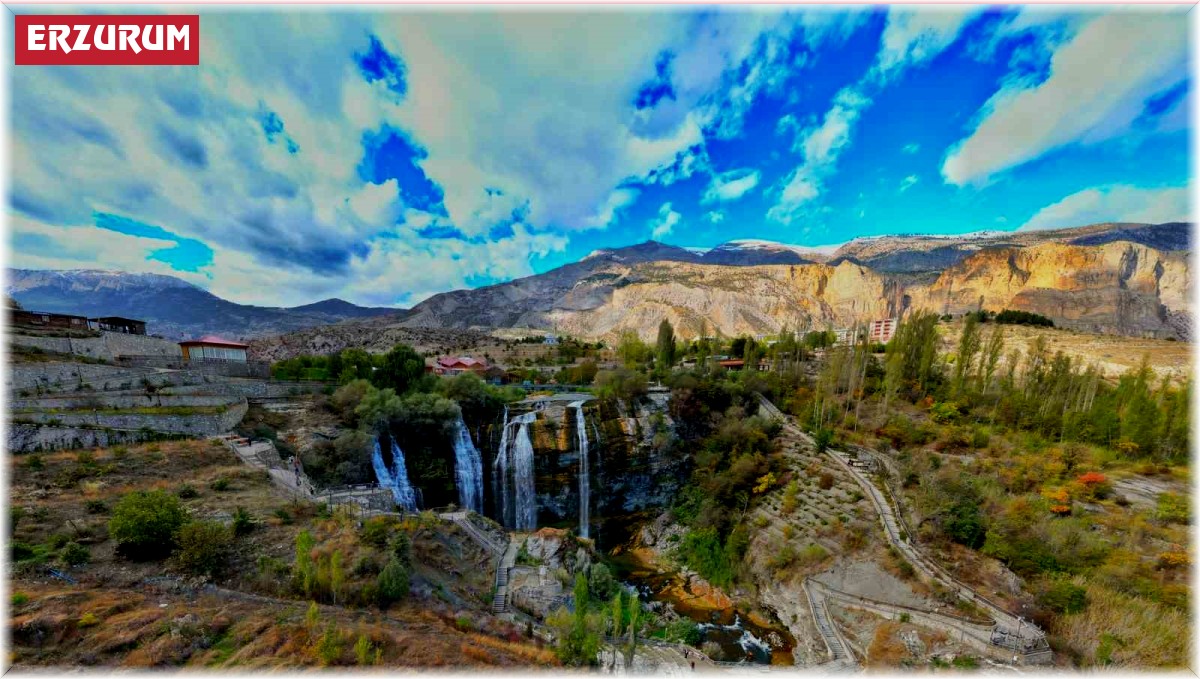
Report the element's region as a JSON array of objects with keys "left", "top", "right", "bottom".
[
  {"left": 535, "top": 7, "right": 1188, "bottom": 278},
  {"left": 635, "top": 51, "right": 676, "bottom": 109},
  {"left": 358, "top": 126, "right": 447, "bottom": 216},
  {"left": 355, "top": 34, "right": 407, "bottom": 97},
  {"left": 417, "top": 224, "right": 468, "bottom": 240},
  {"left": 93, "top": 212, "right": 214, "bottom": 273},
  {"left": 258, "top": 105, "right": 300, "bottom": 154},
  {"left": 1144, "top": 80, "right": 1188, "bottom": 118}
]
